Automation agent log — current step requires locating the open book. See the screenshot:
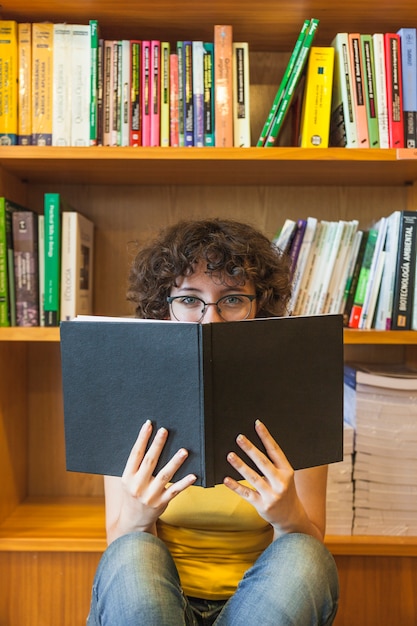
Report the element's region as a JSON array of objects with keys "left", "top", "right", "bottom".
[{"left": 60, "top": 314, "right": 344, "bottom": 487}]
